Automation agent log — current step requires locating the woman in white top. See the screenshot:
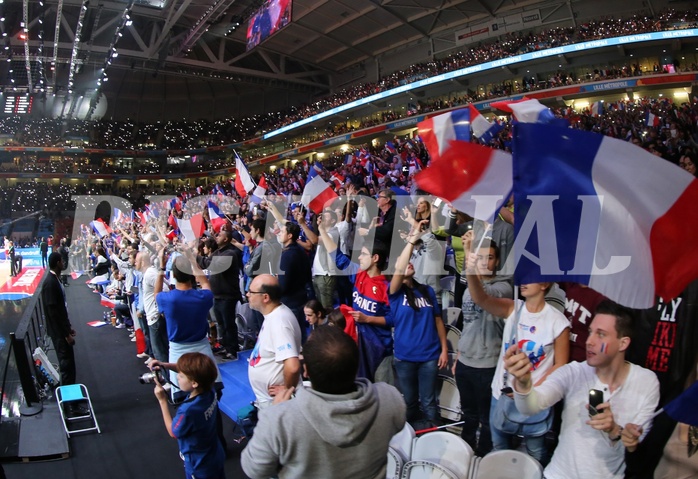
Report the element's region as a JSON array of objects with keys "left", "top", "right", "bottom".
[{"left": 465, "top": 246, "right": 570, "bottom": 465}]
